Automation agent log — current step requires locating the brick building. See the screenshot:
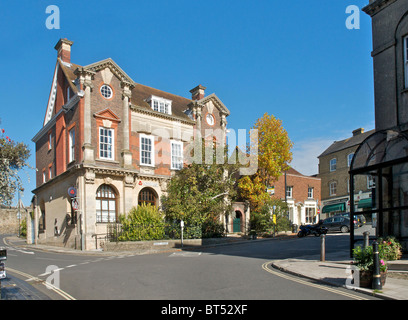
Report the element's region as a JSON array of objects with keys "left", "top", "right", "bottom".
[
  {"left": 271, "top": 168, "right": 321, "bottom": 226},
  {"left": 318, "top": 128, "right": 375, "bottom": 219},
  {"left": 30, "top": 39, "right": 231, "bottom": 250}
]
